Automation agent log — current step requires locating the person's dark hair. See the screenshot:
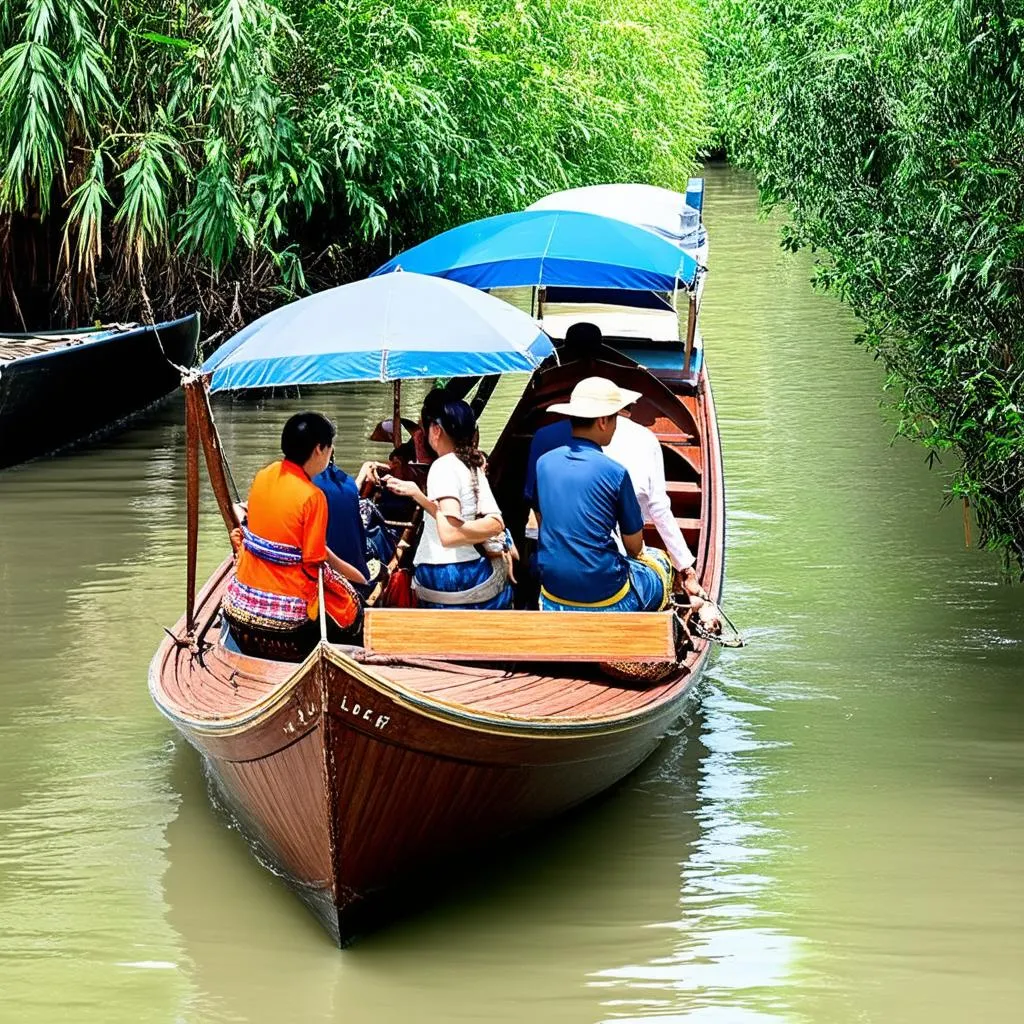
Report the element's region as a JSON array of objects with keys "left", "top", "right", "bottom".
[
  {"left": 420, "top": 387, "right": 452, "bottom": 430},
  {"left": 569, "top": 415, "right": 597, "bottom": 430},
  {"left": 564, "top": 321, "right": 602, "bottom": 358},
  {"left": 281, "top": 411, "right": 335, "bottom": 465},
  {"left": 433, "top": 399, "right": 485, "bottom": 472},
  {"left": 419, "top": 386, "right": 455, "bottom": 457}
]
